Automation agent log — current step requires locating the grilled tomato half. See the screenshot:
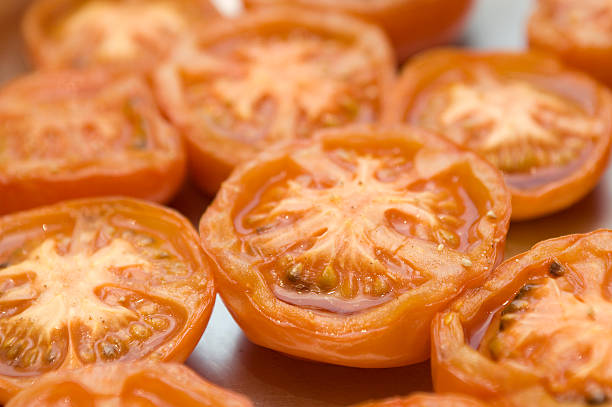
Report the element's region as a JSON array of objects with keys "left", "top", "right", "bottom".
[
  {"left": 529, "top": 0, "right": 612, "bottom": 88},
  {"left": 432, "top": 230, "right": 612, "bottom": 406},
  {"left": 0, "top": 69, "right": 185, "bottom": 215},
  {"left": 22, "top": 0, "right": 219, "bottom": 70},
  {"left": 6, "top": 361, "right": 252, "bottom": 407},
  {"left": 199, "top": 125, "right": 510, "bottom": 368},
  {"left": 385, "top": 49, "right": 612, "bottom": 220},
  {"left": 0, "top": 198, "right": 215, "bottom": 402},
  {"left": 154, "top": 7, "right": 395, "bottom": 195}
]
